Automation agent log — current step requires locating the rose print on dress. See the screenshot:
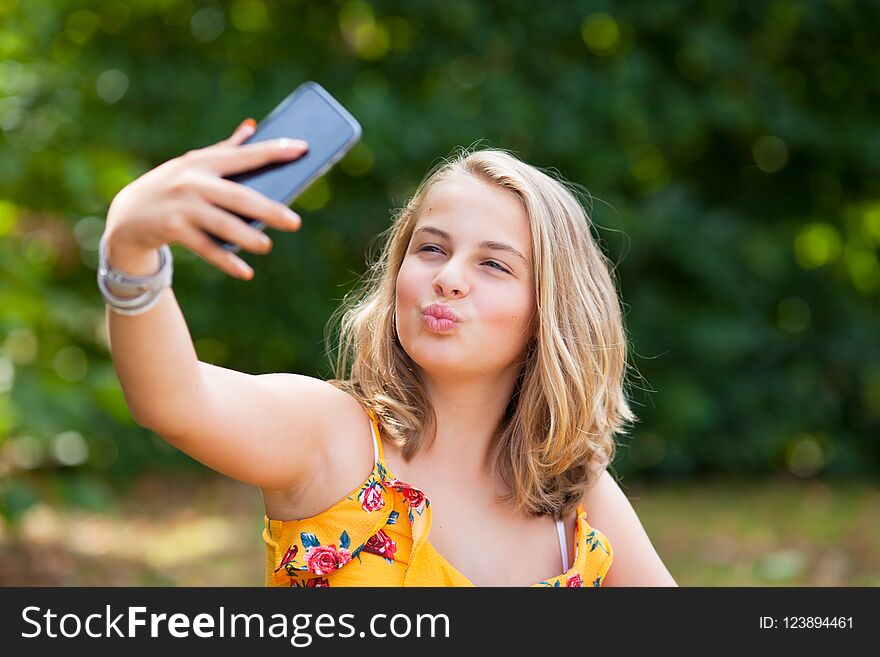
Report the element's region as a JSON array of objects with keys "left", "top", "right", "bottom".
[
  {"left": 300, "top": 531, "right": 353, "bottom": 575},
  {"left": 384, "top": 476, "right": 430, "bottom": 523},
  {"left": 274, "top": 545, "right": 299, "bottom": 575},
  {"left": 289, "top": 576, "right": 330, "bottom": 588},
  {"left": 359, "top": 479, "right": 385, "bottom": 512},
  {"left": 363, "top": 529, "right": 397, "bottom": 563},
  {"left": 401, "top": 486, "right": 426, "bottom": 511},
  {"left": 305, "top": 545, "right": 352, "bottom": 575},
  {"left": 538, "top": 570, "right": 584, "bottom": 587},
  {"left": 265, "top": 440, "right": 614, "bottom": 587}
]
